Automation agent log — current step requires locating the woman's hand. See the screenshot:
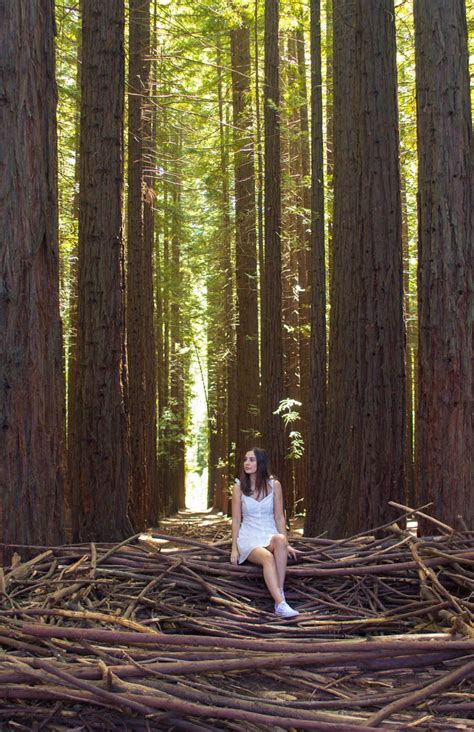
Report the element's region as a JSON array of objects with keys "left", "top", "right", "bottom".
[
  {"left": 230, "top": 548, "right": 239, "bottom": 565},
  {"left": 287, "top": 543, "right": 298, "bottom": 561}
]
